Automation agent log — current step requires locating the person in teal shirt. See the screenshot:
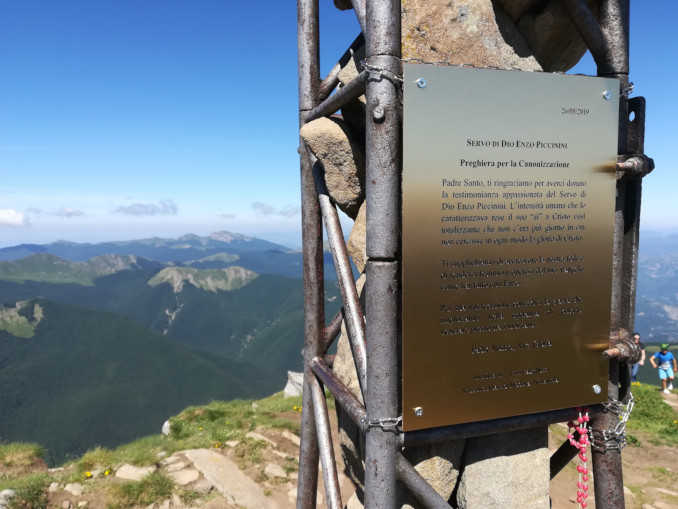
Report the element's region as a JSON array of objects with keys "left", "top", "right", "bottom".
[{"left": 650, "top": 343, "right": 677, "bottom": 394}]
